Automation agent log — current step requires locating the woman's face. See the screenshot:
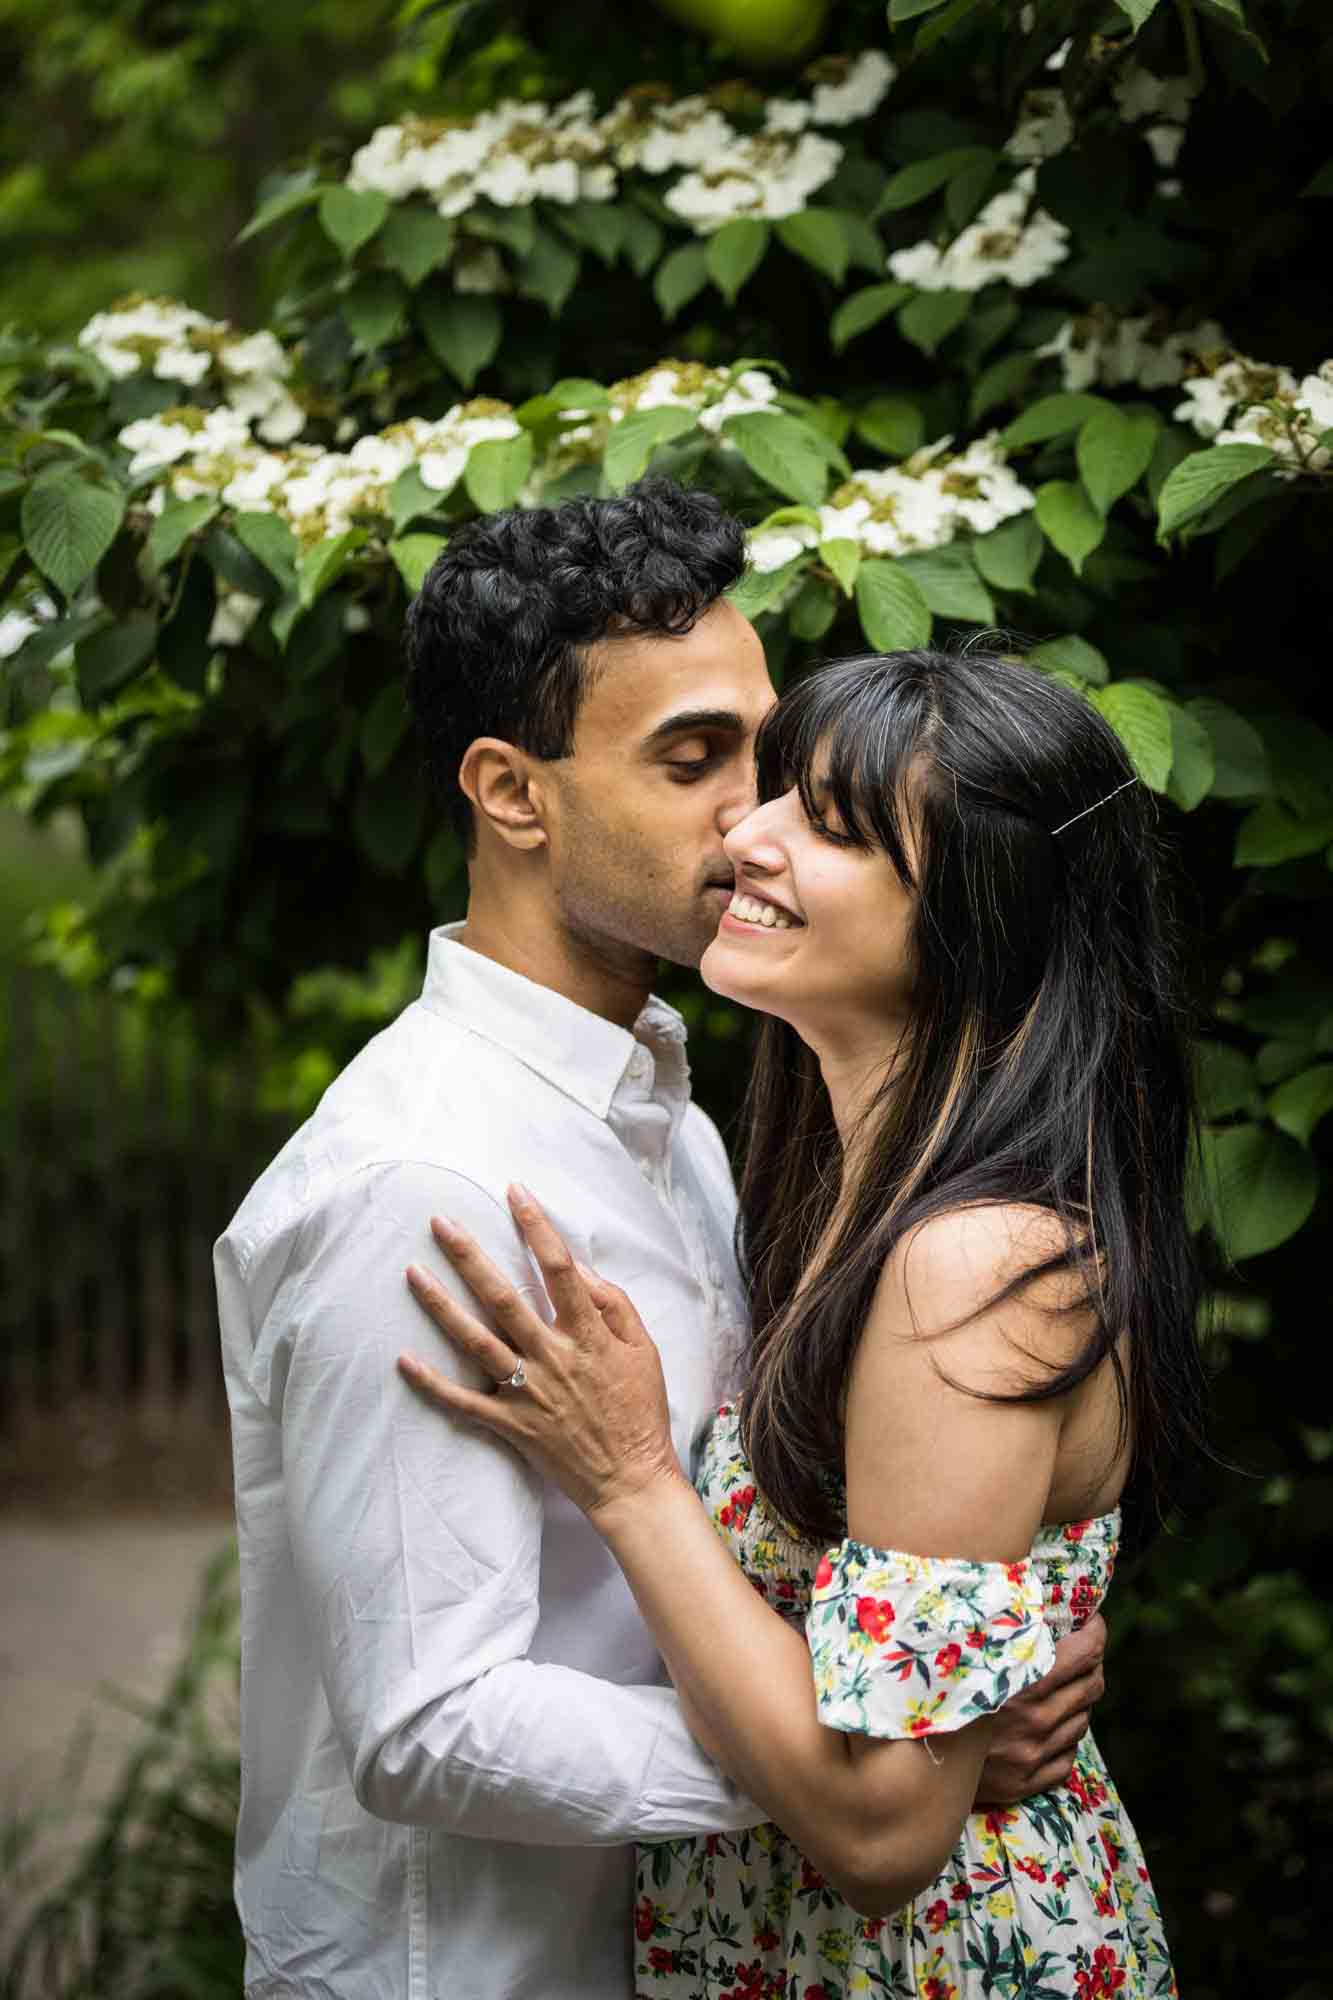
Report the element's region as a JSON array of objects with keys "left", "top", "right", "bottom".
[{"left": 700, "top": 763, "right": 918, "bottom": 1053}]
